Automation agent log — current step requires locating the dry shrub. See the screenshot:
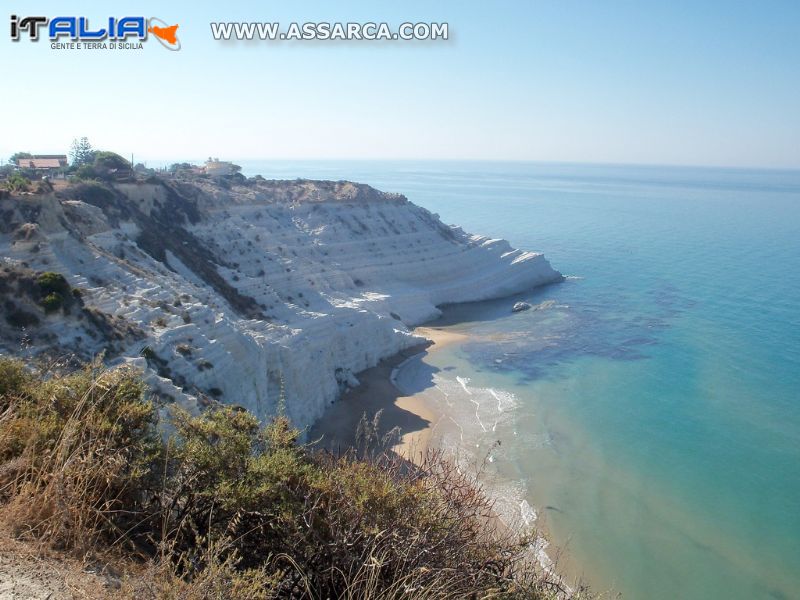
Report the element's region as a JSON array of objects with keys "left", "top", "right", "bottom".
[
  {"left": 0, "top": 358, "right": 160, "bottom": 551},
  {"left": 277, "top": 449, "right": 568, "bottom": 599},
  {"left": 124, "top": 541, "right": 282, "bottom": 600},
  {"left": 0, "top": 358, "right": 583, "bottom": 599}
]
